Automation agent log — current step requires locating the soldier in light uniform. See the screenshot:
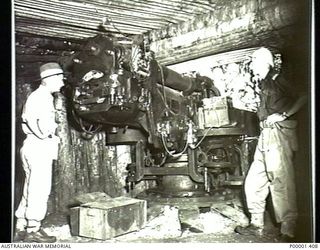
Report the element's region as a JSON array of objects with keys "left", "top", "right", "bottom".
[
  {"left": 234, "top": 48, "right": 307, "bottom": 242},
  {"left": 15, "top": 63, "right": 64, "bottom": 243}
]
